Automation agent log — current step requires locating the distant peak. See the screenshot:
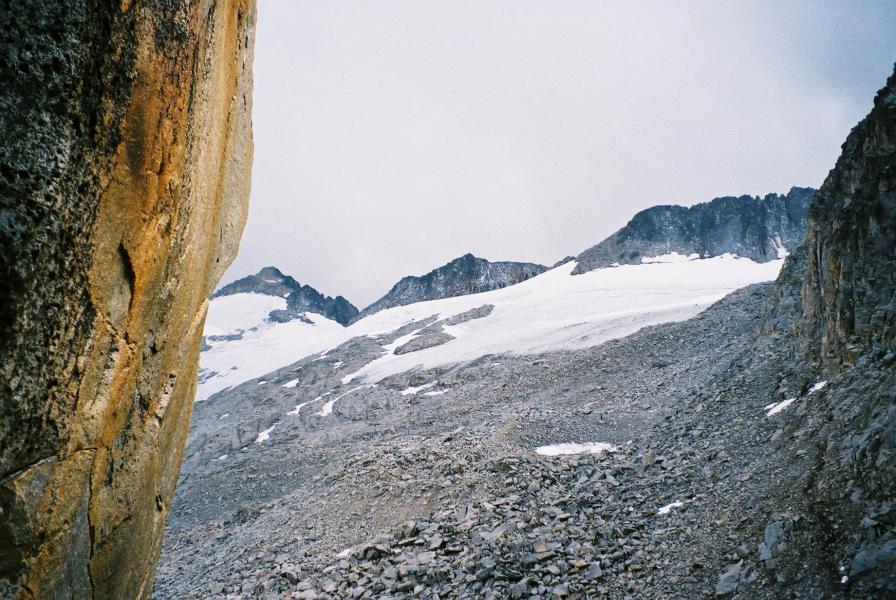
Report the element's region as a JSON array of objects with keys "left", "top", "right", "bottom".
[
  {"left": 354, "top": 255, "right": 548, "bottom": 320},
  {"left": 212, "top": 267, "right": 358, "bottom": 325},
  {"left": 571, "top": 188, "right": 817, "bottom": 275},
  {"left": 256, "top": 266, "right": 286, "bottom": 279}
]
